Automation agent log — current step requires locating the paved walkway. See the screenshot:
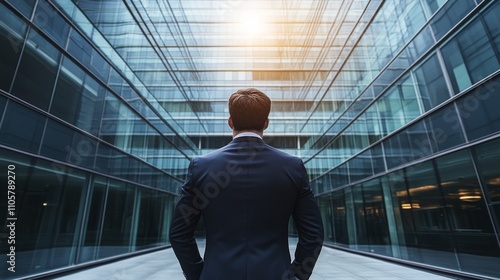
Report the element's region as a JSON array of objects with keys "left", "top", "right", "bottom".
[{"left": 55, "top": 239, "right": 453, "bottom": 280}]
